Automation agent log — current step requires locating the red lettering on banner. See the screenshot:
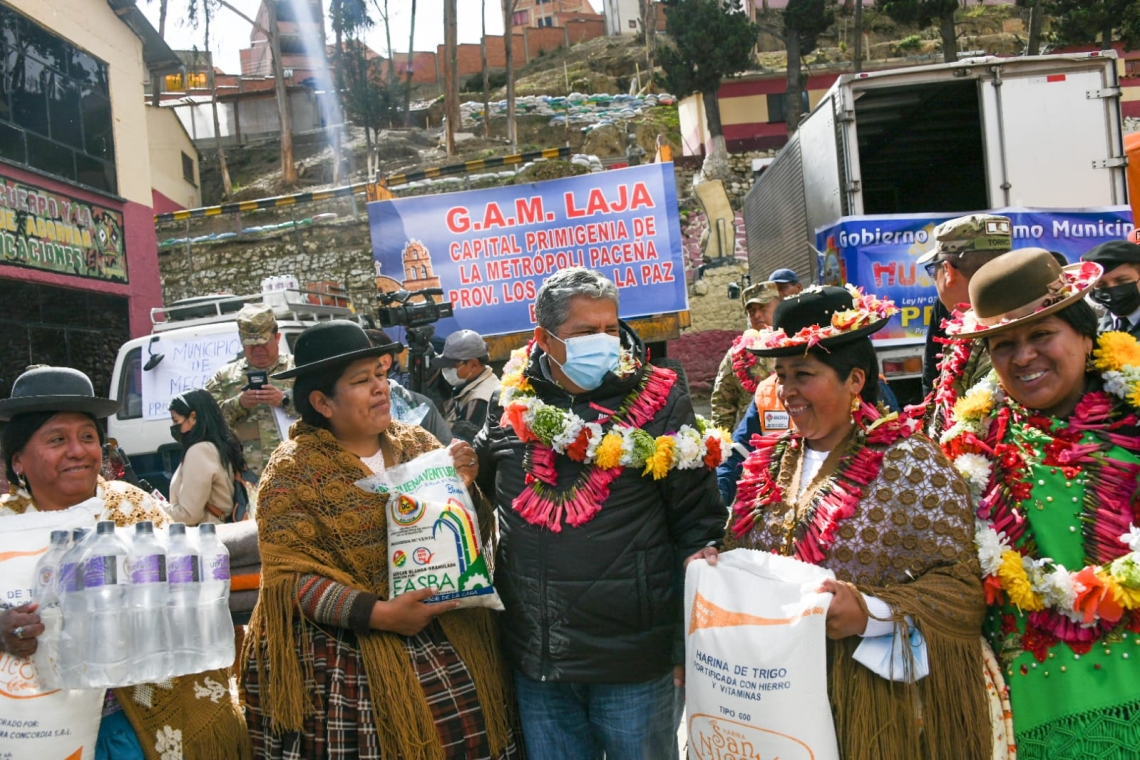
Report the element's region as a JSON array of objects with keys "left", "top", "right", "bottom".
[
  {"left": 613, "top": 267, "right": 637, "bottom": 288},
  {"left": 872, "top": 261, "right": 895, "bottom": 288},
  {"left": 565, "top": 192, "right": 586, "bottom": 219},
  {"left": 502, "top": 280, "right": 537, "bottom": 303},
  {"left": 458, "top": 263, "right": 483, "bottom": 284},
  {"left": 640, "top": 262, "right": 674, "bottom": 285},
  {"left": 516, "top": 196, "right": 545, "bottom": 225},
  {"left": 447, "top": 207, "right": 471, "bottom": 234},
  {"left": 629, "top": 183, "right": 654, "bottom": 211},
  {"left": 481, "top": 203, "right": 508, "bottom": 230},
  {"left": 632, "top": 216, "right": 656, "bottom": 237},
  {"left": 448, "top": 286, "right": 496, "bottom": 309}
]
